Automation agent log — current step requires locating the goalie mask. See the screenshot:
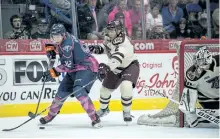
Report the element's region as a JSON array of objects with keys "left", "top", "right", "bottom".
[
  {"left": 105, "top": 20, "right": 124, "bottom": 40},
  {"left": 194, "top": 47, "right": 212, "bottom": 69}
]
